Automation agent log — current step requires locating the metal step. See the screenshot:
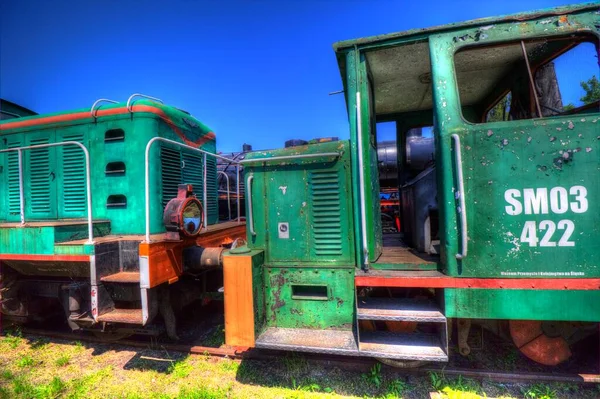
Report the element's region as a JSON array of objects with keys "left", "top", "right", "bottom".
[
  {"left": 357, "top": 297, "right": 446, "bottom": 322},
  {"left": 359, "top": 331, "right": 448, "bottom": 361},
  {"left": 97, "top": 308, "right": 143, "bottom": 324},
  {"left": 100, "top": 272, "right": 140, "bottom": 284},
  {"left": 255, "top": 327, "right": 359, "bottom": 356}
]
